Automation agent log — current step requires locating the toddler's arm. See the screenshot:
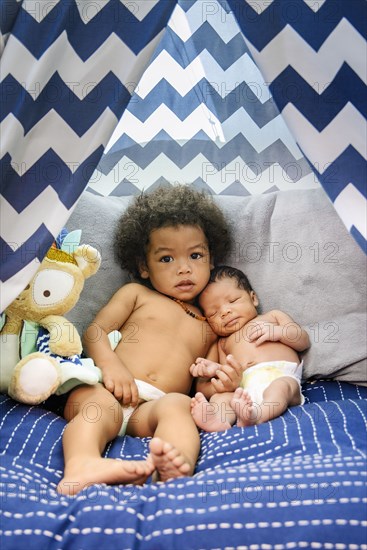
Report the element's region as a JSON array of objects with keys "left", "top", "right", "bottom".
[
  {"left": 191, "top": 343, "right": 220, "bottom": 398},
  {"left": 83, "top": 284, "right": 141, "bottom": 406}
]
